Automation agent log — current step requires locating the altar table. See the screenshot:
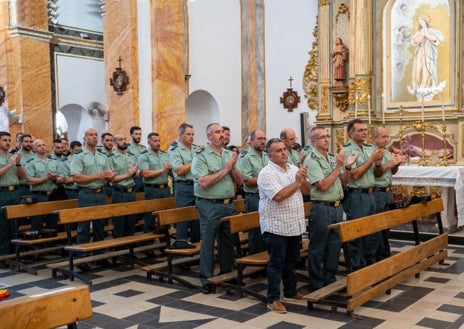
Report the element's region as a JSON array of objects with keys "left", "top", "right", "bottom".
[{"left": 392, "top": 166, "right": 464, "bottom": 232}]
